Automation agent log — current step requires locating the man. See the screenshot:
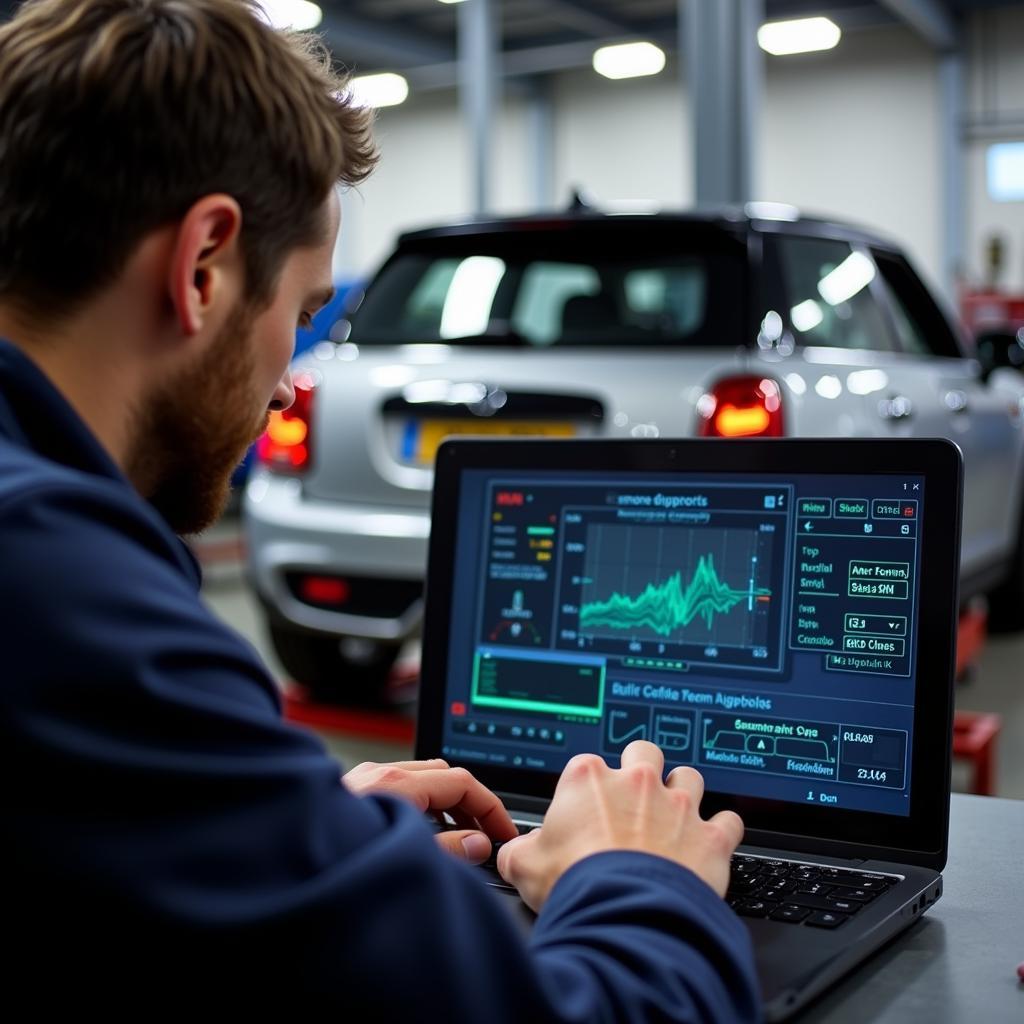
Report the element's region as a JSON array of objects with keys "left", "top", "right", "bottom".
[{"left": 0, "top": 0, "right": 759, "bottom": 1017}]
